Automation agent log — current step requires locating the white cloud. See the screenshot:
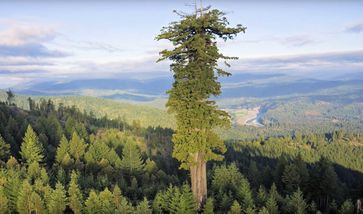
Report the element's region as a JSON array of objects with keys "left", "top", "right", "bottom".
[
  {"left": 345, "top": 21, "right": 363, "bottom": 33},
  {"left": 0, "top": 26, "right": 57, "bottom": 46},
  {"left": 230, "top": 50, "right": 363, "bottom": 76}
]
